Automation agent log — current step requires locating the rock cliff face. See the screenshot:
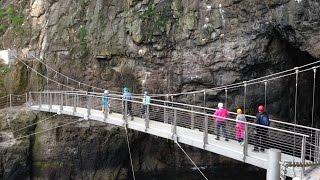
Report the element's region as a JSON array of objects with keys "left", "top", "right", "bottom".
[
  {"left": 0, "top": 0, "right": 319, "bottom": 123},
  {"left": 1, "top": 109, "right": 246, "bottom": 179},
  {"left": 0, "top": 0, "right": 319, "bottom": 179}
]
